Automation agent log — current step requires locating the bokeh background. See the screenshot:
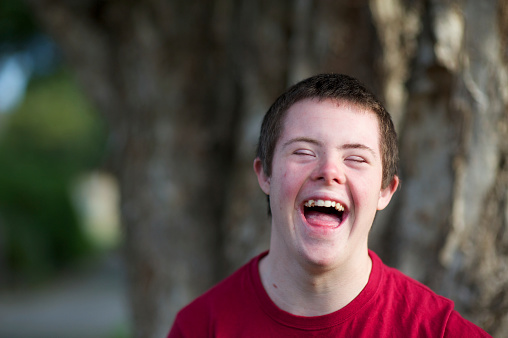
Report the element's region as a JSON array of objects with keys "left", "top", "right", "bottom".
[
  {"left": 0, "top": 1, "right": 126, "bottom": 337},
  {"left": 0, "top": 1, "right": 507, "bottom": 337}
]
